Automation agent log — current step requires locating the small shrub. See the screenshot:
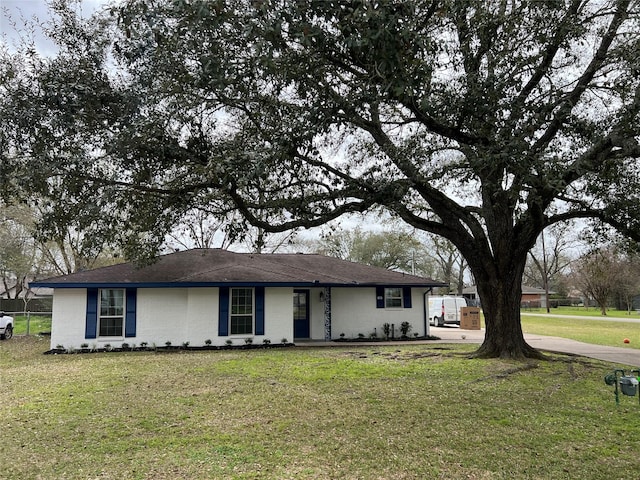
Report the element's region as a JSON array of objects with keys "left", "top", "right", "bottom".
[
  {"left": 369, "top": 332, "right": 377, "bottom": 339},
  {"left": 245, "top": 337, "right": 253, "bottom": 345},
  {"left": 121, "top": 342, "right": 130, "bottom": 350},
  {"left": 80, "top": 343, "right": 89, "bottom": 349},
  {"left": 225, "top": 339, "right": 233, "bottom": 346},
  {"left": 358, "top": 333, "right": 365, "bottom": 339},
  {"left": 383, "top": 323, "right": 391, "bottom": 339},
  {"left": 165, "top": 341, "right": 172, "bottom": 347},
  {"left": 140, "top": 341, "right": 148, "bottom": 348},
  {"left": 182, "top": 341, "right": 190, "bottom": 349},
  {"left": 55, "top": 344, "right": 64, "bottom": 350},
  {"left": 263, "top": 338, "right": 271, "bottom": 345},
  {"left": 205, "top": 339, "right": 212, "bottom": 346},
  {"left": 400, "top": 321, "right": 412, "bottom": 337},
  {"left": 104, "top": 344, "right": 112, "bottom": 351},
  {"left": 281, "top": 338, "right": 288, "bottom": 344},
  {"left": 339, "top": 332, "right": 345, "bottom": 338}
]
